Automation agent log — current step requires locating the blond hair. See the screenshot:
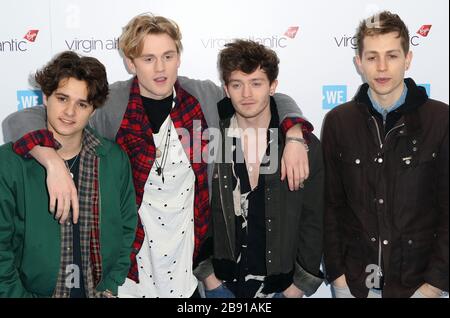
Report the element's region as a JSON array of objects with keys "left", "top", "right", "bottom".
[{"left": 119, "top": 13, "right": 183, "bottom": 59}]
